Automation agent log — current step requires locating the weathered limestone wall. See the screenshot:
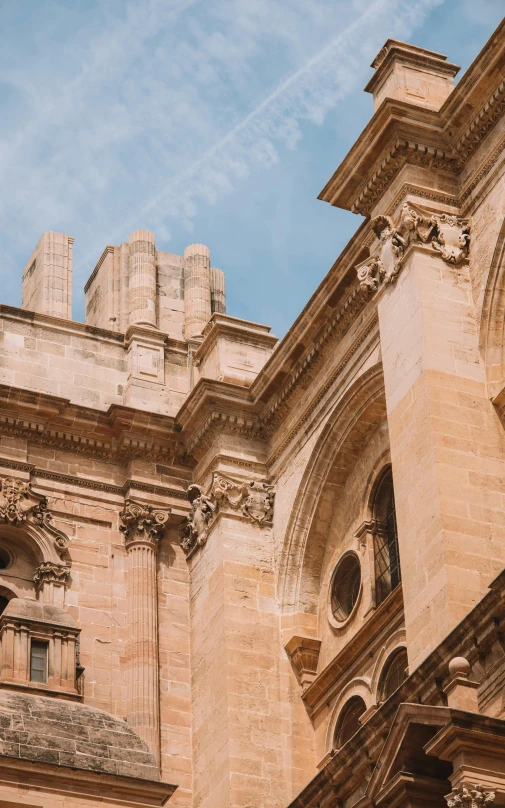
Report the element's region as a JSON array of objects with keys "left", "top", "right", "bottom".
[
  {"left": 189, "top": 512, "right": 288, "bottom": 808},
  {"left": 379, "top": 246, "right": 505, "bottom": 669},
  {"left": 22, "top": 231, "right": 73, "bottom": 321}
]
